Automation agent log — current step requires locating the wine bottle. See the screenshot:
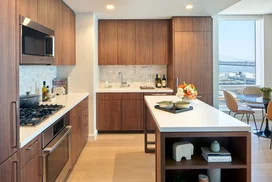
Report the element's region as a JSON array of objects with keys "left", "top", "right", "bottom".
[
  {"left": 155, "top": 74, "right": 158, "bottom": 88},
  {"left": 162, "top": 74, "right": 167, "bottom": 88},
  {"left": 42, "top": 81, "right": 47, "bottom": 102},
  {"left": 157, "top": 74, "right": 162, "bottom": 88}
]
